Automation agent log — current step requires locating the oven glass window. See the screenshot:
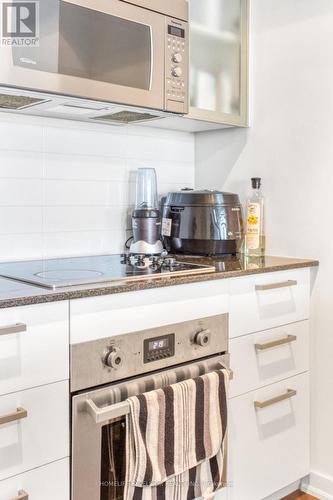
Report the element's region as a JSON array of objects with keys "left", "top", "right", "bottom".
[
  {"left": 58, "top": 3, "right": 152, "bottom": 90},
  {"left": 101, "top": 418, "right": 126, "bottom": 500}
]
